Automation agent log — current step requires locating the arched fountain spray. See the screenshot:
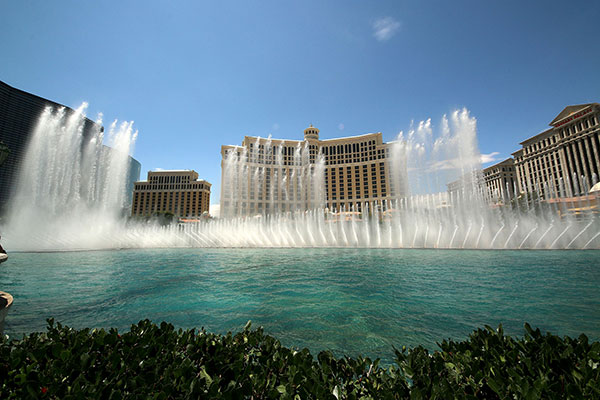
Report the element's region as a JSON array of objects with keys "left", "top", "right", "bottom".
[{"left": 2, "top": 106, "right": 599, "bottom": 251}]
